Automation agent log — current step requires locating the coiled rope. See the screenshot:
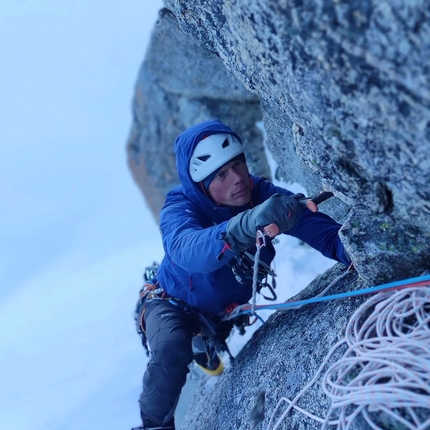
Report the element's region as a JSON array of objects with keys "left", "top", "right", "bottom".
[{"left": 267, "top": 285, "right": 430, "bottom": 430}]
